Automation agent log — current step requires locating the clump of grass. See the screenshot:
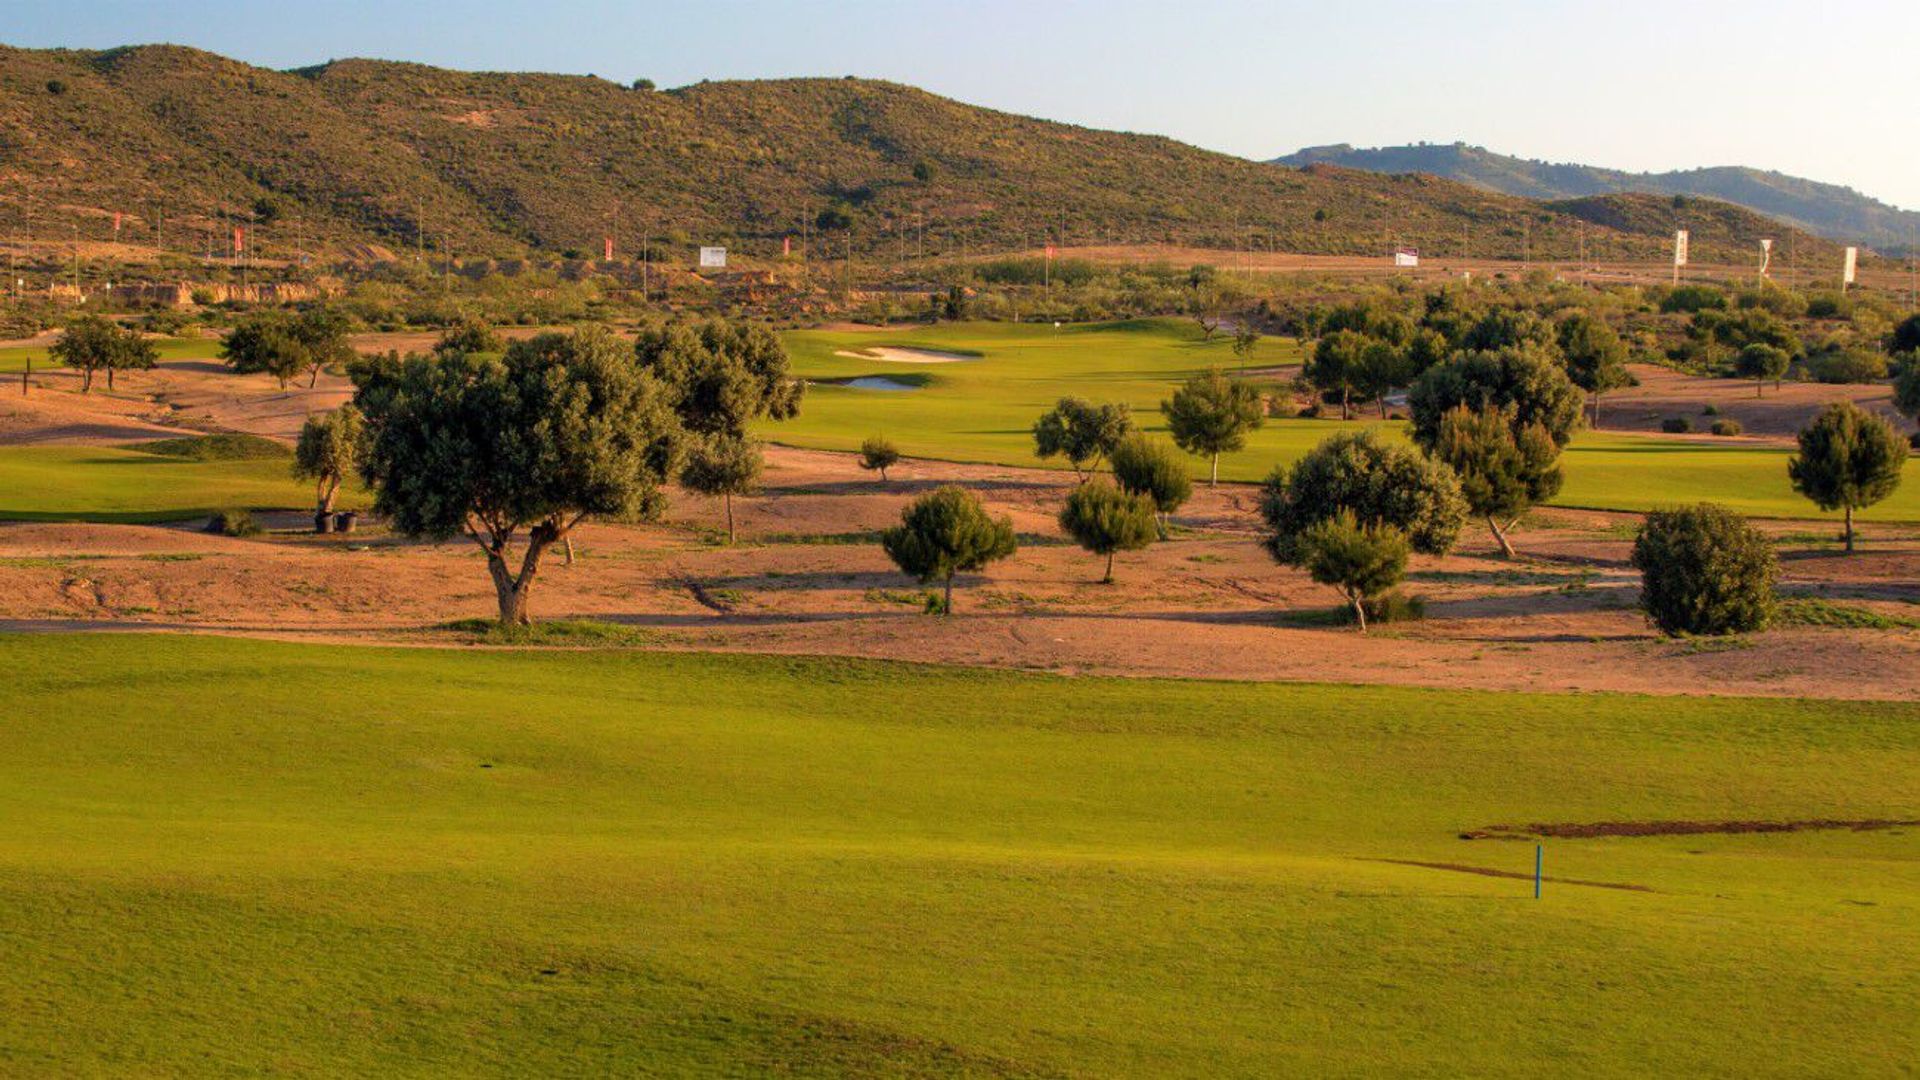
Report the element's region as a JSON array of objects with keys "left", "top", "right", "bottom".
[
  {"left": 132, "top": 434, "right": 290, "bottom": 461},
  {"left": 760, "top": 530, "right": 885, "bottom": 546},
  {"left": 1775, "top": 598, "right": 1920, "bottom": 630},
  {"left": 863, "top": 588, "right": 928, "bottom": 606},
  {"left": 205, "top": 508, "right": 261, "bottom": 537},
  {"left": 438, "top": 618, "right": 652, "bottom": 646},
  {"left": 1275, "top": 591, "right": 1424, "bottom": 627}
]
